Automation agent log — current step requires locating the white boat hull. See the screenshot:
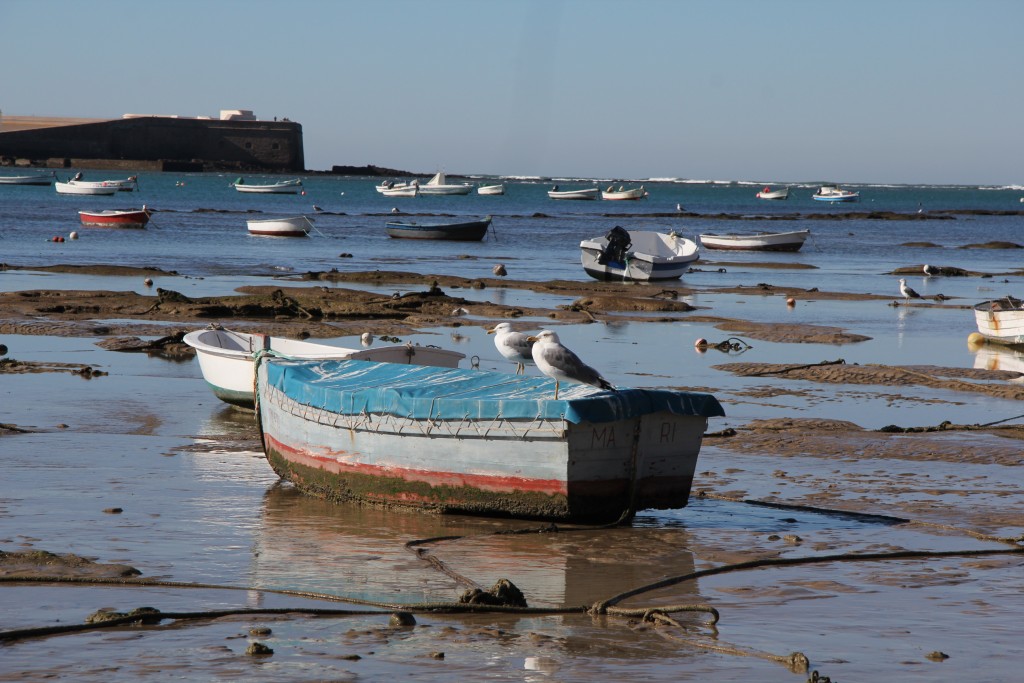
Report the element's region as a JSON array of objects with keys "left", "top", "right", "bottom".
[
  {"left": 246, "top": 216, "right": 313, "bottom": 237},
  {"left": 234, "top": 180, "right": 302, "bottom": 194},
  {"left": 548, "top": 188, "right": 599, "bottom": 200},
  {"left": 974, "top": 298, "right": 1024, "bottom": 346},
  {"left": 184, "top": 328, "right": 465, "bottom": 408},
  {"left": 54, "top": 181, "right": 118, "bottom": 196},
  {"left": 477, "top": 184, "right": 505, "bottom": 195},
  {"left": 381, "top": 186, "right": 419, "bottom": 197},
  {"left": 755, "top": 188, "right": 789, "bottom": 200},
  {"left": 698, "top": 229, "right": 810, "bottom": 252},
  {"left": 601, "top": 187, "right": 647, "bottom": 200}
]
